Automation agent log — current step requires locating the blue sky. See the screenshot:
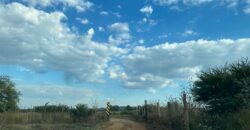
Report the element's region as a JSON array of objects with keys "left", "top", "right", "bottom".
[{"left": 1, "top": 0, "right": 250, "bottom": 108}]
